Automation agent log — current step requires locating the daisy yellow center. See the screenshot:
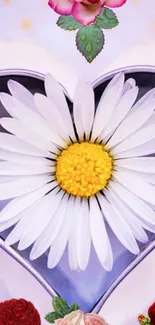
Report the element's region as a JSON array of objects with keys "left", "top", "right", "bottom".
[{"left": 56, "top": 142, "right": 113, "bottom": 197}]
